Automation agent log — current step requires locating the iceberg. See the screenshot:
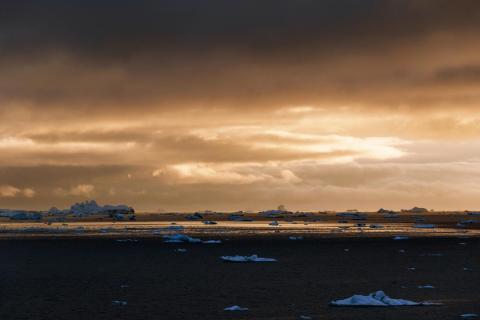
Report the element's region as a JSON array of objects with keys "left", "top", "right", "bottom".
[
  {"left": 221, "top": 254, "right": 277, "bottom": 262},
  {"left": 393, "top": 236, "right": 409, "bottom": 240},
  {"left": 330, "top": 291, "right": 429, "bottom": 307}
]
